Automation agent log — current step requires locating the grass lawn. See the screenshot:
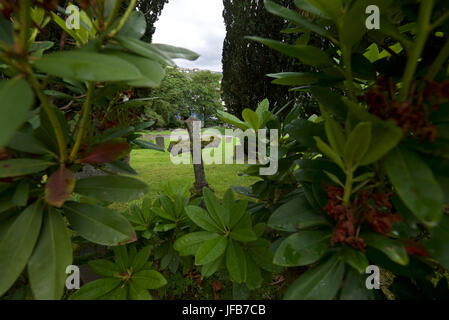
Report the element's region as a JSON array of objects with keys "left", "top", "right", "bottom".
[{"left": 115, "top": 133, "right": 260, "bottom": 210}]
